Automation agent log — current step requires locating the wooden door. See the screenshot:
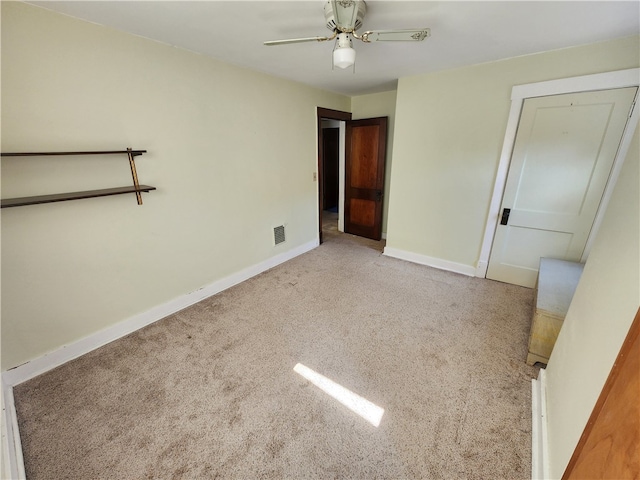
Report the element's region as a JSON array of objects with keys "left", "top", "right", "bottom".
[
  {"left": 487, "top": 87, "right": 637, "bottom": 287},
  {"left": 563, "top": 308, "right": 640, "bottom": 479},
  {"left": 345, "top": 117, "right": 387, "bottom": 241}
]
